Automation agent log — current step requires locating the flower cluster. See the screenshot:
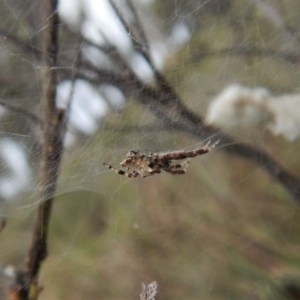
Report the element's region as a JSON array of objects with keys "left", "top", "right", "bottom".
[{"left": 206, "top": 84, "right": 300, "bottom": 141}]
